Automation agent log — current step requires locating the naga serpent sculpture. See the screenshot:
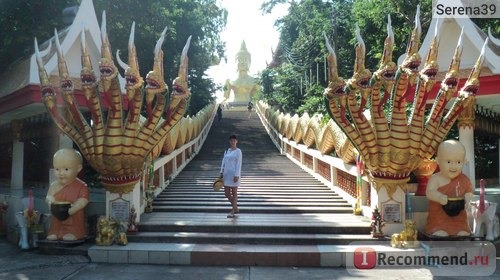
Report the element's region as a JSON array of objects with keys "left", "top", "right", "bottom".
[
  {"left": 35, "top": 11, "right": 192, "bottom": 194},
  {"left": 323, "top": 6, "right": 487, "bottom": 198},
  {"left": 258, "top": 104, "right": 357, "bottom": 163}
]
